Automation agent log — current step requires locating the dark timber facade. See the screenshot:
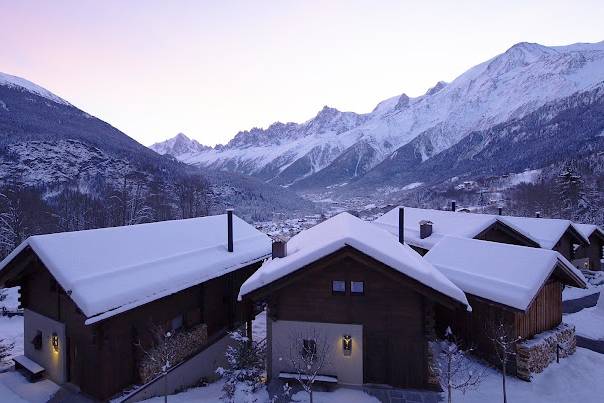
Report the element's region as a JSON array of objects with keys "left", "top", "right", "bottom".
[
  {"left": 0, "top": 246, "right": 260, "bottom": 400},
  {"left": 244, "top": 246, "right": 465, "bottom": 389},
  {"left": 576, "top": 230, "right": 604, "bottom": 271}
]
